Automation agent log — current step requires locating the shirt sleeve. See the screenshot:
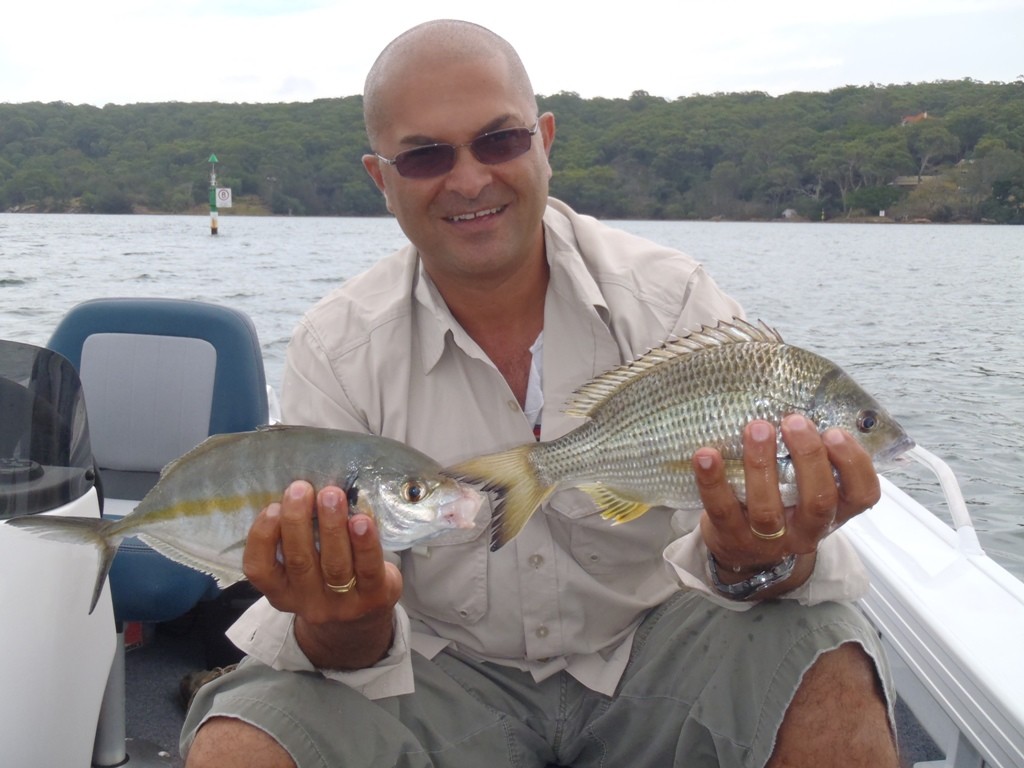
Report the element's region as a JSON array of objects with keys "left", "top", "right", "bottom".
[
  {"left": 226, "top": 597, "right": 416, "bottom": 700},
  {"left": 280, "top": 317, "right": 369, "bottom": 431},
  {"left": 670, "top": 264, "right": 746, "bottom": 335},
  {"left": 662, "top": 525, "right": 869, "bottom": 610}
]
